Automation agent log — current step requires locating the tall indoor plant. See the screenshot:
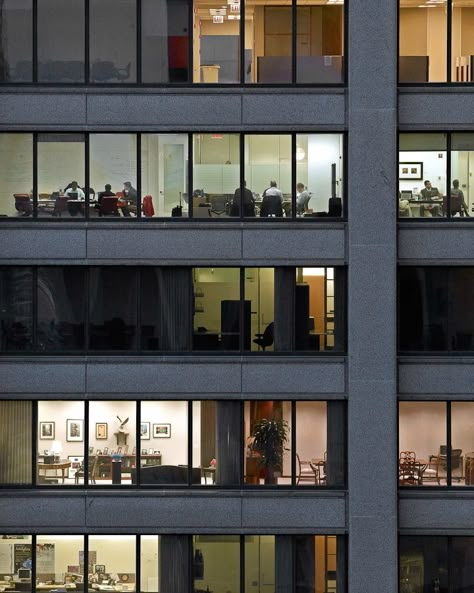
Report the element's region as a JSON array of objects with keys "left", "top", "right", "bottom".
[{"left": 250, "top": 418, "right": 290, "bottom": 484}]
